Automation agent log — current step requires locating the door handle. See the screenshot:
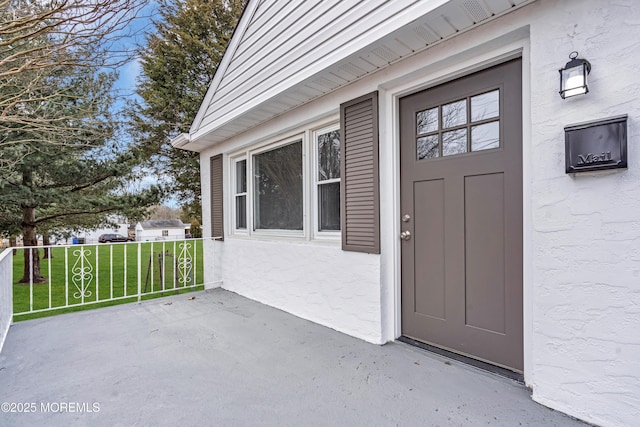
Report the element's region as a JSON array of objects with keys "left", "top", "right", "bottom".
[{"left": 400, "top": 231, "right": 411, "bottom": 241}]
